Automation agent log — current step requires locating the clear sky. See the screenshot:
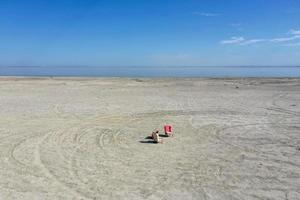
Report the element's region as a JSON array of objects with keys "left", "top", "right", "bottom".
[{"left": 1, "top": 0, "right": 300, "bottom": 67}]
